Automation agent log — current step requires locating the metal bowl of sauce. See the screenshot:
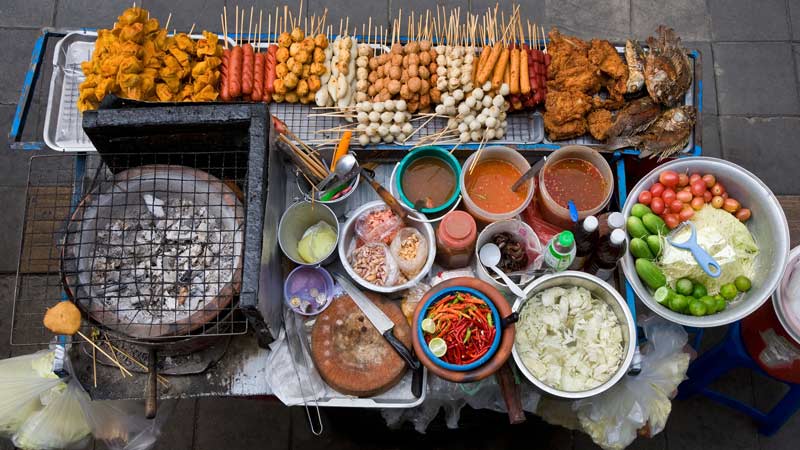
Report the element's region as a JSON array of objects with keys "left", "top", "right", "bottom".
[{"left": 396, "top": 146, "right": 461, "bottom": 215}]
